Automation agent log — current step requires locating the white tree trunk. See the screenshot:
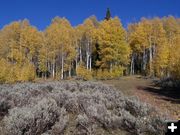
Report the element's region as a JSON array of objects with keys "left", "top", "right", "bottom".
[
  {"left": 86, "top": 40, "right": 91, "bottom": 70},
  {"left": 80, "top": 46, "right": 82, "bottom": 63},
  {"left": 130, "top": 54, "right": 134, "bottom": 75},
  {"left": 149, "top": 47, "right": 153, "bottom": 75},
  {"left": 61, "top": 55, "right": 64, "bottom": 80},
  {"left": 89, "top": 56, "right": 92, "bottom": 71},
  {"left": 149, "top": 36, "right": 153, "bottom": 76},
  {"left": 52, "top": 61, "right": 55, "bottom": 79},
  {"left": 69, "top": 66, "right": 71, "bottom": 77},
  {"left": 75, "top": 55, "right": 78, "bottom": 72},
  {"left": 86, "top": 53, "right": 89, "bottom": 70}
]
